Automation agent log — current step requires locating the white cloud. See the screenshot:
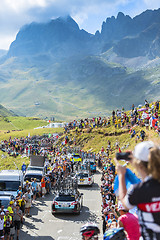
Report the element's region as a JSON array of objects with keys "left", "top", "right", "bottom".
[
  {"left": 0, "top": 0, "right": 159, "bottom": 49},
  {"left": 143, "top": 0, "right": 160, "bottom": 9}
]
